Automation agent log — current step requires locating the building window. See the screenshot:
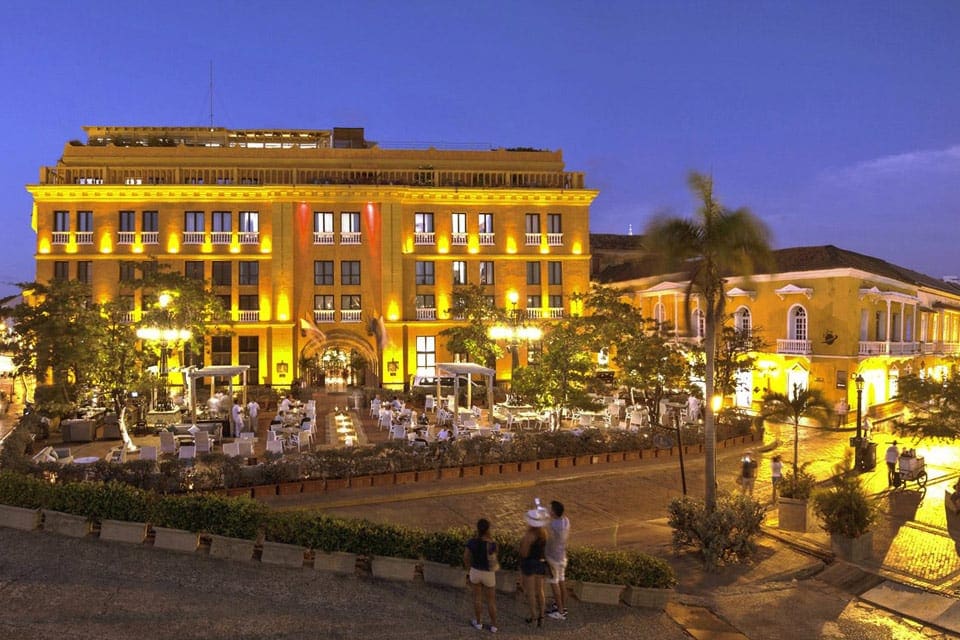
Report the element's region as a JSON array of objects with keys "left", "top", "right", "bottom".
[
  {"left": 341, "top": 211, "right": 361, "bottom": 232},
  {"left": 526, "top": 295, "right": 541, "bottom": 309},
  {"left": 184, "top": 211, "right": 205, "bottom": 232},
  {"left": 479, "top": 261, "right": 495, "bottom": 285},
  {"left": 210, "top": 336, "right": 231, "bottom": 366},
  {"left": 692, "top": 308, "right": 705, "bottom": 338},
  {"left": 653, "top": 303, "right": 666, "bottom": 327},
  {"left": 314, "top": 212, "right": 334, "bottom": 233},
  {"left": 212, "top": 211, "right": 232, "bottom": 232},
  {"left": 119, "top": 262, "right": 136, "bottom": 283},
  {"left": 239, "top": 211, "right": 259, "bottom": 232},
  {"left": 216, "top": 294, "right": 231, "bottom": 314},
  {"left": 54, "top": 211, "right": 70, "bottom": 232},
  {"left": 478, "top": 213, "right": 493, "bottom": 234},
  {"left": 53, "top": 261, "right": 69, "bottom": 281},
  {"left": 416, "top": 294, "right": 436, "bottom": 309},
  {"left": 238, "top": 336, "right": 259, "bottom": 383},
  {"left": 450, "top": 212, "right": 465, "bottom": 234},
  {"left": 525, "top": 213, "right": 540, "bottom": 234},
  {"left": 75, "top": 261, "right": 92, "bottom": 284},
  {"left": 415, "top": 212, "right": 435, "bottom": 233},
  {"left": 314, "top": 260, "right": 334, "bottom": 286},
  {"left": 789, "top": 305, "right": 808, "bottom": 341},
  {"left": 341, "top": 294, "right": 361, "bottom": 310},
  {"left": 549, "top": 294, "right": 563, "bottom": 309},
  {"left": 415, "top": 261, "right": 435, "bottom": 285},
  {"left": 547, "top": 213, "right": 562, "bottom": 234},
  {"left": 119, "top": 211, "right": 135, "bottom": 233},
  {"left": 185, "top": 261, "right": 204, "bottom": 280},
  {"left": 735, "top": 306, "right": 752, "bottom": 334},
  {"left": 341, "top": 261, "right": 361, "bottom": 285},
  {"left": 77, "top": 211, "right": 93, "bottom": 233},
  {"left": 548, "top": 261, "right": 562, "bottom": 285},
  {"left": 452, "top": 261, "right": 467, "bottom": 286},
  {"left": 238, "top": 261, "right": 259, "bottom": 285},
  {"left": 238, "top": 294, "right": 259, "bottom": 311},
  {"left": 314, "top": 294, "right": 334, "bottom": 310},
  {"left": 212, "top": 261, "right": 232, "bottom": 286},
  {"left": 416, "top": 336, "right": 436, "bottom": 376},
  {"left": 526, "top": 261, "right": 541, "bottom": 285},
  {"left": 142, "top": 211, "right": 158, "bottom": 232}
]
